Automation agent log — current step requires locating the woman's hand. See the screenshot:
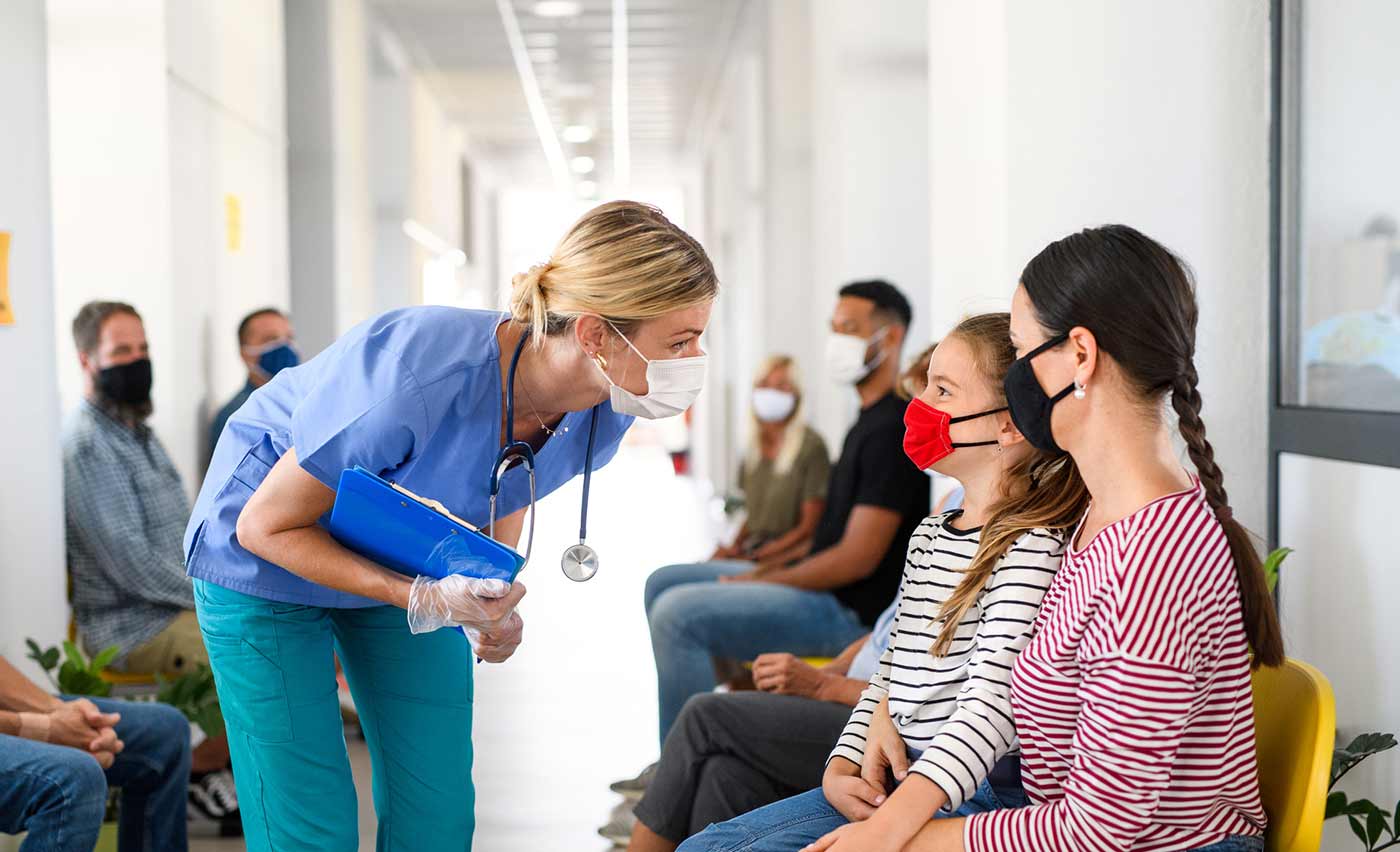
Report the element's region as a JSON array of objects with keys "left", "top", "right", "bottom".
[
  {"left": 752, "top": 653, "right": 827, "bottom": 699},
  {"left": 406, "top": 574, "right": 527, "bottom": 635},
  {"left": 862, "top": 696, "right": 910, "bottom": 793},
  {"left": 709, "top": 543, "right": 742, "bottom": 561},
  {"left": 823, "top": 758, "right": 887, "bottom": 822},
  {"left": 468, "top": 611, "right": 524, "bottom": 663}
]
